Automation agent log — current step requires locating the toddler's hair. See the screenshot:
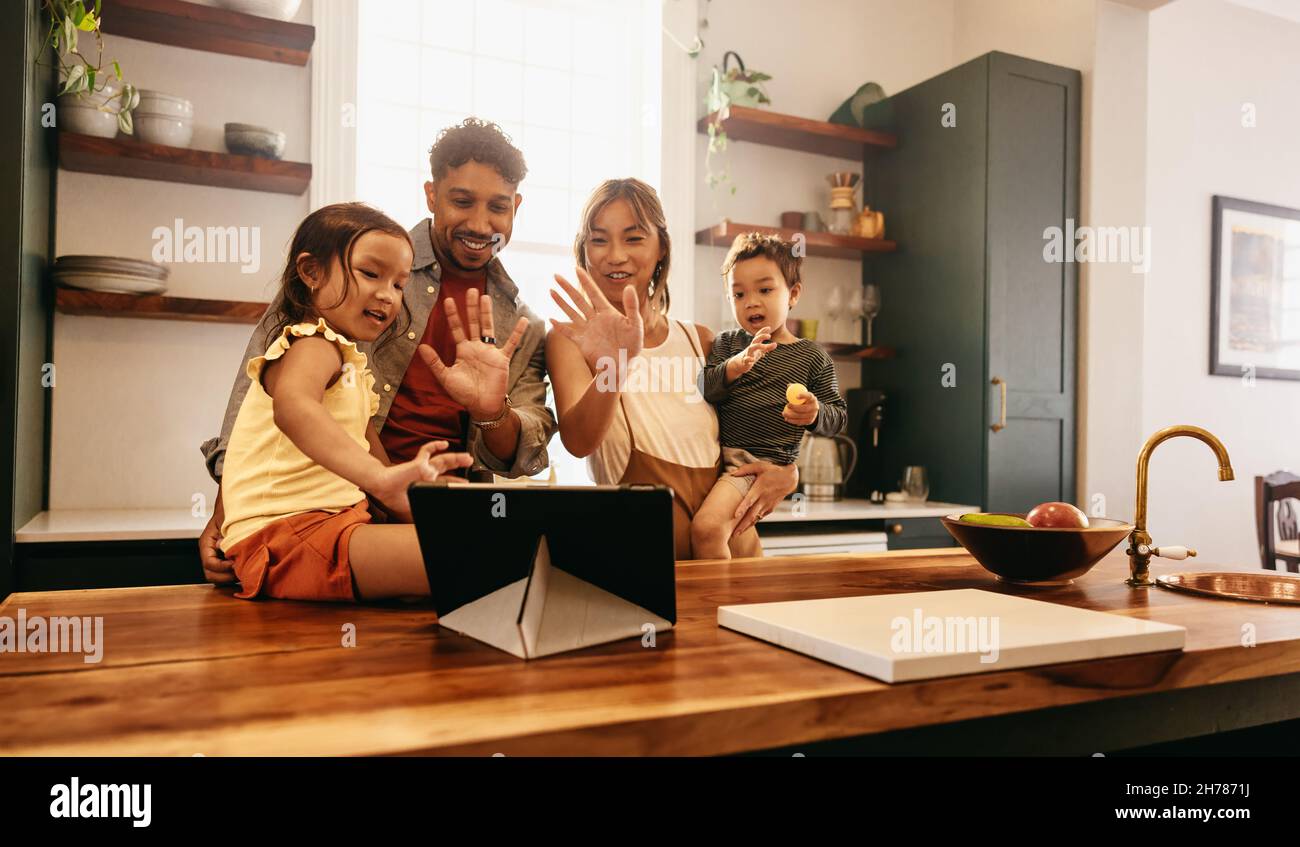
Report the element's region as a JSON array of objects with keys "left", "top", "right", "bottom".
[
  {"left": 262, "top": 202, "right": 413, "bottom": 350},
  {"left": 429, "top": 117, "right": 528, "bottom": 186},
  {"left": 720, "top": 232, "right": 802, "bottom": 288}
]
